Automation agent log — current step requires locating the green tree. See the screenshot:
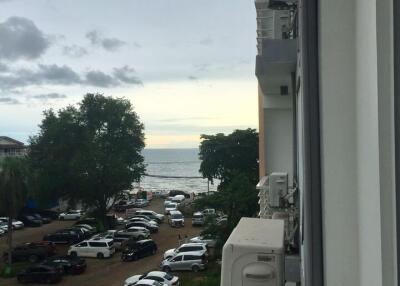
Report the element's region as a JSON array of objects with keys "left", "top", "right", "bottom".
[
  {"left": 199, "top": 128, "right": 259, "bottom": 187},
  {"left": 197, "top": 129, "right": 259, "bottom": 256},
  {"left": 0, "top": 157, "right": 29, "bottom": 267},
  {"left": 29, "top": 93, "right": 146, "bottom": 223}
]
